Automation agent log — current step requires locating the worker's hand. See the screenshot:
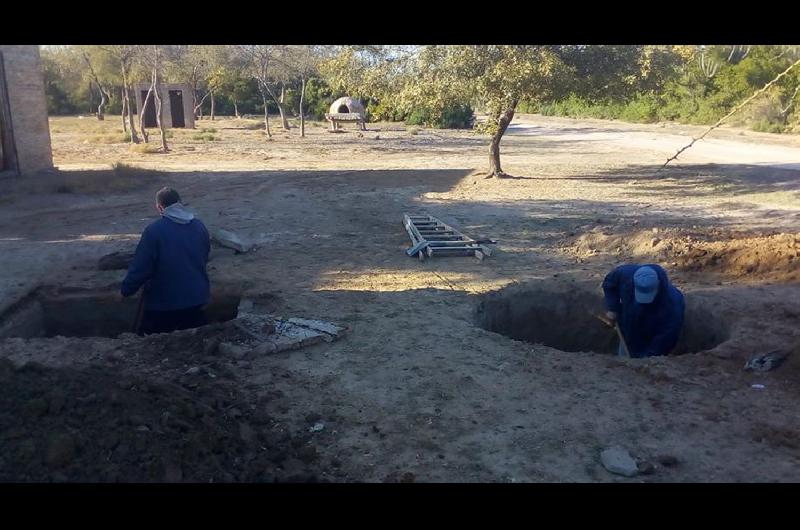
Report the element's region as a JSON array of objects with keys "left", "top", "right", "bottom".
[{"left": 605, "top": 311, "right": 618, "bottom": 324}]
